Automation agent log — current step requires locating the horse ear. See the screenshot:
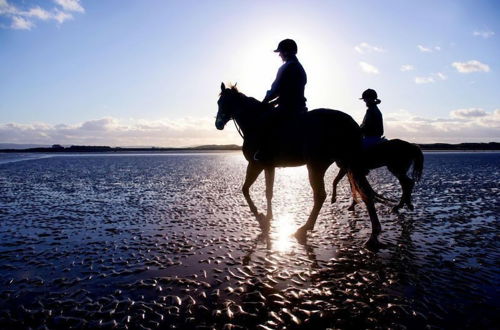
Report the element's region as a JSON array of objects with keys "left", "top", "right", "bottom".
[{"left": 221, "top": 82, "right": 226, "bottom": 91}]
